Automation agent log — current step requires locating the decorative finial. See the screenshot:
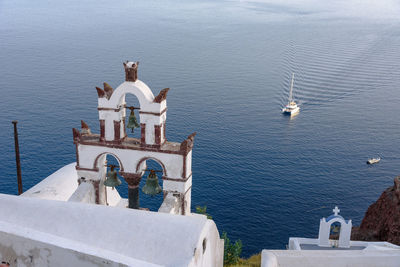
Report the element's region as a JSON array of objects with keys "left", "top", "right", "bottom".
[
  {"left": 180, "top": 132, "right": 197, "bottom": 154},
  {"left": 80, "top": 120, "right": 91, "bottom": 135},
  {"left": 103, "top": 82, "right": 114, "bottom": 99},
  {"left": 154, "top": 88, "right": 170, "bottom": 103},
  {"left": 333, "top": 206, "right": 340, "bottom": 216},
  {"left": 72, "top": 128, "right": 81, "bottom": 141},
  {"left": 95, "top": 87, "right": 105, "bottom": 98},
  {"left": 123, "top": 61, "right": 139, "bottom": 82}
]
